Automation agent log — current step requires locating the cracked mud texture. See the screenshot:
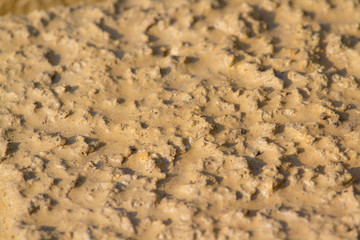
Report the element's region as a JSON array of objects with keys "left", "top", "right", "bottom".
[{"left": 0, "top": 0, "right": 360, "bottom": 239}]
